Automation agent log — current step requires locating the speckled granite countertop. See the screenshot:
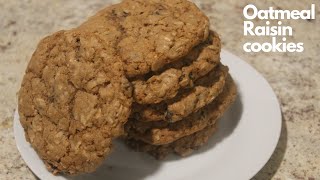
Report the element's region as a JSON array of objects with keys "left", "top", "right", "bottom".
[{"left": 0, "top": 0, "right": 319, "bottom": 179}]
